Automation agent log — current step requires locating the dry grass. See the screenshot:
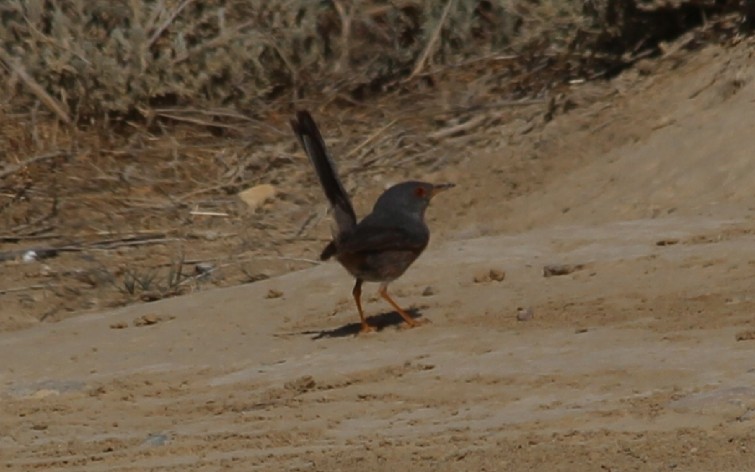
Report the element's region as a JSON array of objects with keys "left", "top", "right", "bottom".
[
  {"left": 0, "top": 0, "right": 519, "bottom": 118},
  {"left": 1, "top": 0, "right": 695, "bottom": 121},
  {"left": 1, "top": 1, "right": 742, "bottom": 122}
]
